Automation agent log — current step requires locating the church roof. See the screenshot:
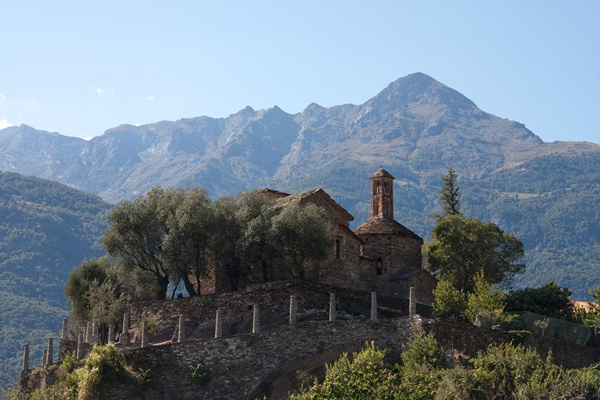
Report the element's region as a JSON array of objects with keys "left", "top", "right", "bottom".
[
  {"left": 274, "top": 188, "right": 354, "bottom": 222},
  {"left": 257, "top": 188, "right": 290, "bottom": 199},
  {"left": 354, "top": 217, "right": 422, "bottom": 241},
  {"left": 371, "top": 168, "right": 395, "bottom": 179}
]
